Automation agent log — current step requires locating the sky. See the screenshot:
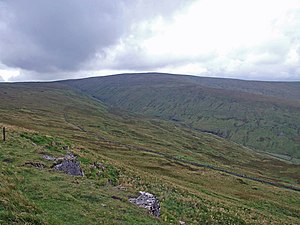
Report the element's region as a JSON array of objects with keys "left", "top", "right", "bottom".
[{"left": 0, "top": 0, "right": 300, "bottom": 82}]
